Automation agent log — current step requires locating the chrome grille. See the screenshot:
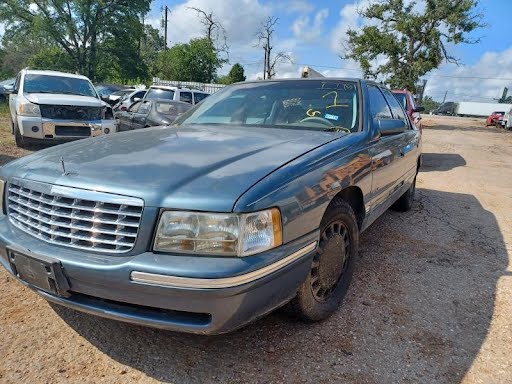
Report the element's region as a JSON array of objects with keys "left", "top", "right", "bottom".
[{"left": 7, "top": 179, "right": 144, "bottom": 253}]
